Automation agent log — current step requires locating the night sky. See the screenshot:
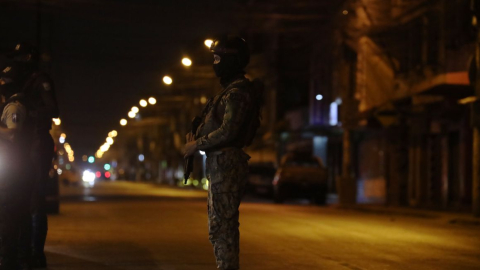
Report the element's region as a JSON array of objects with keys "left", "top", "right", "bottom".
[{"left": 0, "top": 0, "right": 238, "bottom": 156}]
